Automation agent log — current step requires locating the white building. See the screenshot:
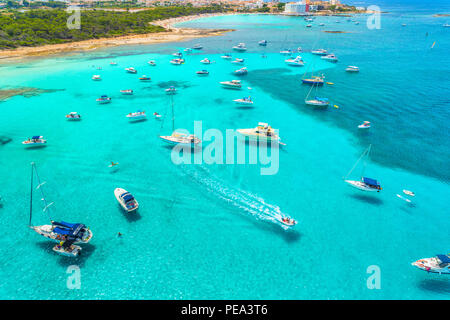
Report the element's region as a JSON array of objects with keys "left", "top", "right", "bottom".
[{"left": 284, "top": 1, "right": 308, "bottom": 14}]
